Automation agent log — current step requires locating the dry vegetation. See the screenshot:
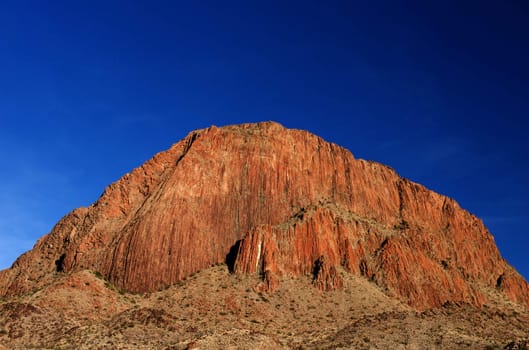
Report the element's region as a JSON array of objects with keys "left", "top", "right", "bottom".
[{"left": 0, "top": 265, "right": 528, "bottom": 349}]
